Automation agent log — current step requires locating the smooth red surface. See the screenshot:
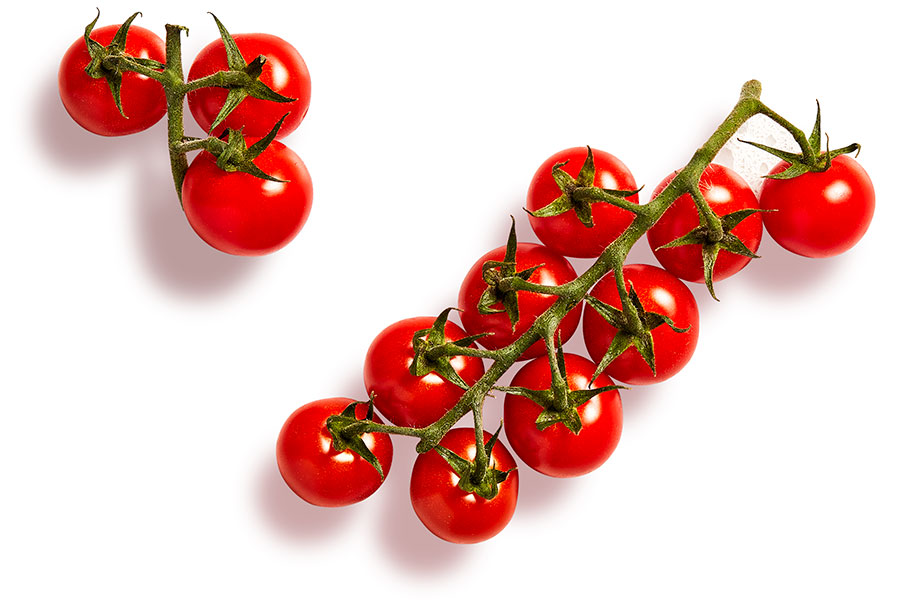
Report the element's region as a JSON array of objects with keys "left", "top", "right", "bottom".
[
  {"left": 58, "top": 24, "right": 166, "bottom": 136},
  {"left": 648, "top": 164, "right": 762, "bottom": 283},
  {"left": 364, "top": 317, "right": 485, "bottom": 428},
  {"left": 276, "top": 398, "right": 393, "bottom": 507},
  {"left": 458, "top": 243, "right": 581, "bottom": 360},
  {"left": 504, "top": 353, "right": 622, "bottom": 478},
  {"left": 188, "top": 33, "right": 311, "bottom": 138},
  {"left": 759, "top": 155, "right": 875, "bottom": 258},
  {"left": 526, "top": 147, "right": 639, "bottom": 258},
  {"left": 181, "top": 139, "right": 312, "bottom": 256},
  {"left": 583, "top": 264, "right": 699, "bottom": 385},
  {"left": 409, "top": 428, "right": 518, "bottom": 544}
]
